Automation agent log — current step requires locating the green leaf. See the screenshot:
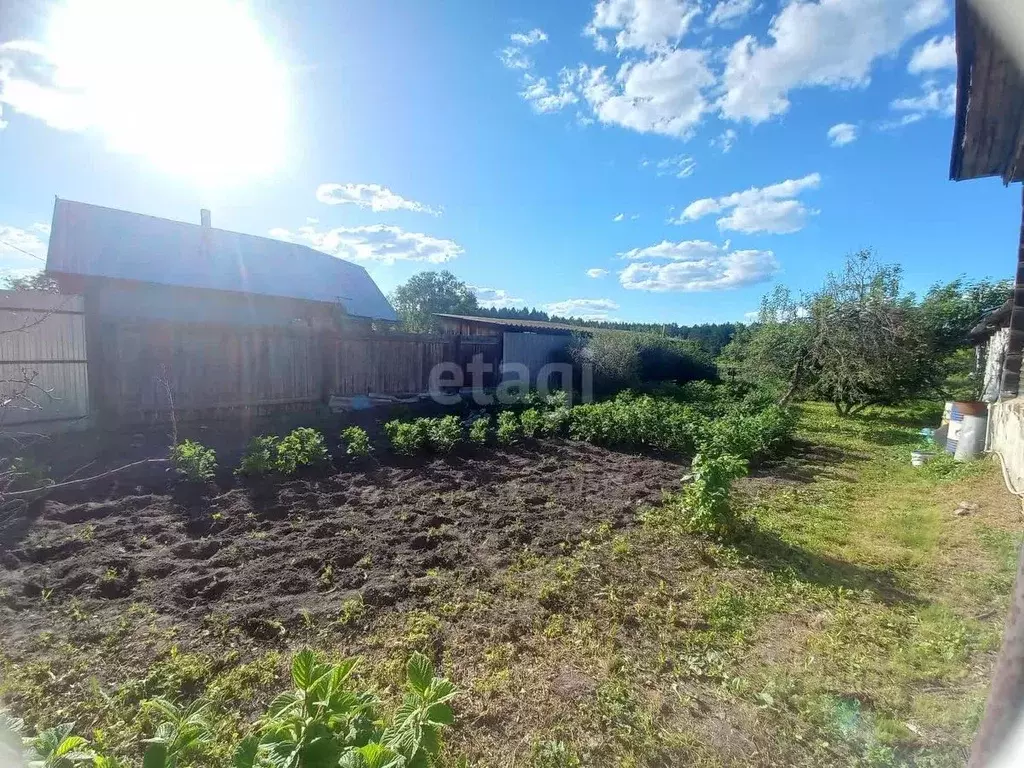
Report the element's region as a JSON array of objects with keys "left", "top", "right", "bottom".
[
  {"left": 425, "top": 703, "right": 453, "bottom": 726},
  {"left": 142, "top": 741, "right": 169, "bottom": 768},
  {"left": 54, "top": 735, "right": 90, "bottom": 757},
  {"left": 405, "top": 654, "right": 433, "bottom": 695},
  {"left": 232, "top": 738, "right": 260, "bottom": 768},
  {"left": 291, "top": 650, "right": 317, "bottom": 690}
]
